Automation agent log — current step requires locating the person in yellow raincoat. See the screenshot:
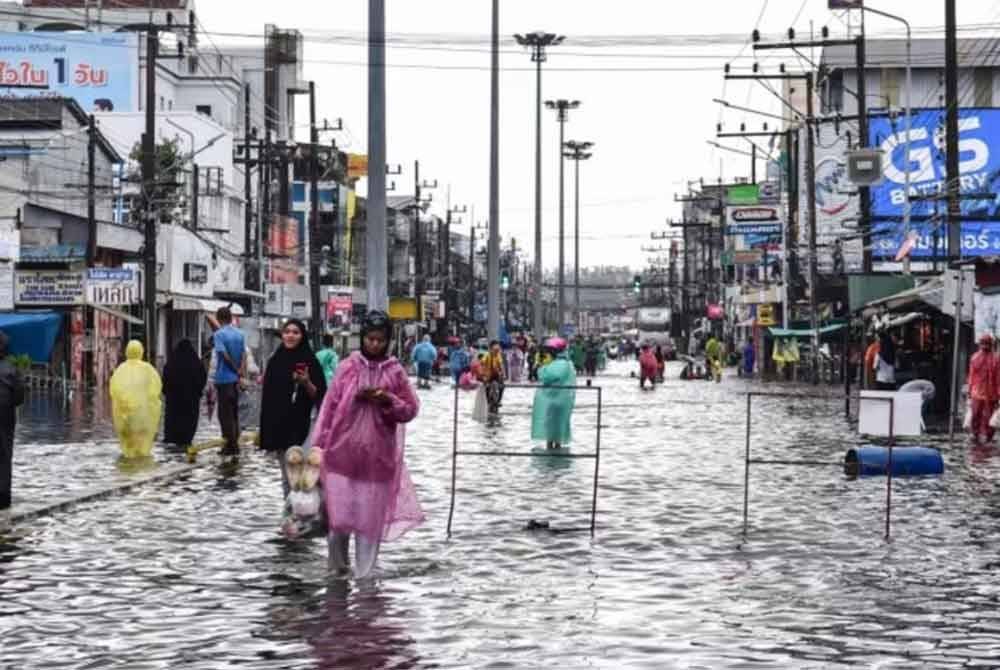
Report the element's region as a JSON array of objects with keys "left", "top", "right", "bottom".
[{"left": 110, "top": 340, "right": 163, "bottom": 458}]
